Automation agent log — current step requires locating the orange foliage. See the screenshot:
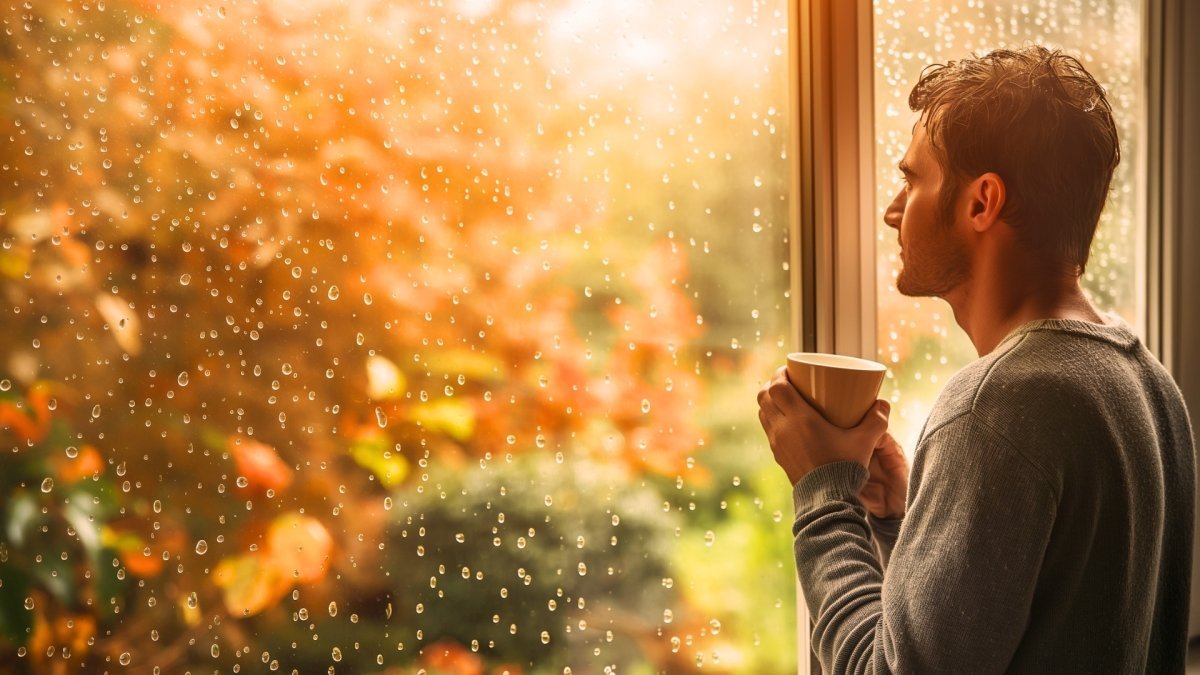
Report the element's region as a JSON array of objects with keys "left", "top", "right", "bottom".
[
  {"left": 214, "top": 513, "right": 333, "bottom": 616},
  {"left": 228, "top": 436, "right": 293, "bottom": 494},
  {"left": 27, "top": 591, "right": 97, "bottom": 670},
  {"left": 52, "top": 444, "right": 103, "bottom": 483}
]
